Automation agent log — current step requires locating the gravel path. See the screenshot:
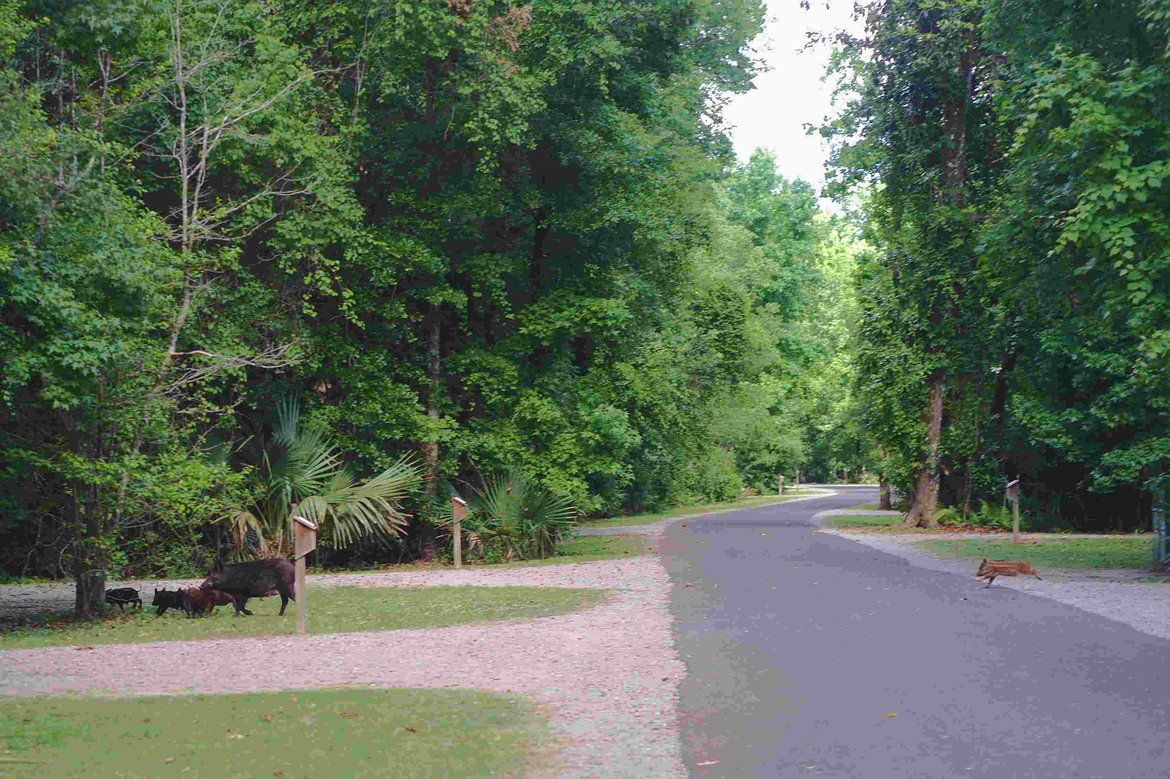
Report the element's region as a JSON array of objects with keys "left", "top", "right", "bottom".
[
  {"left": 818, "top": 518, "right": 1170, "bottom": 642},
  {"left": 0, "top": 556, "right": 685, "bottom": 779}
]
